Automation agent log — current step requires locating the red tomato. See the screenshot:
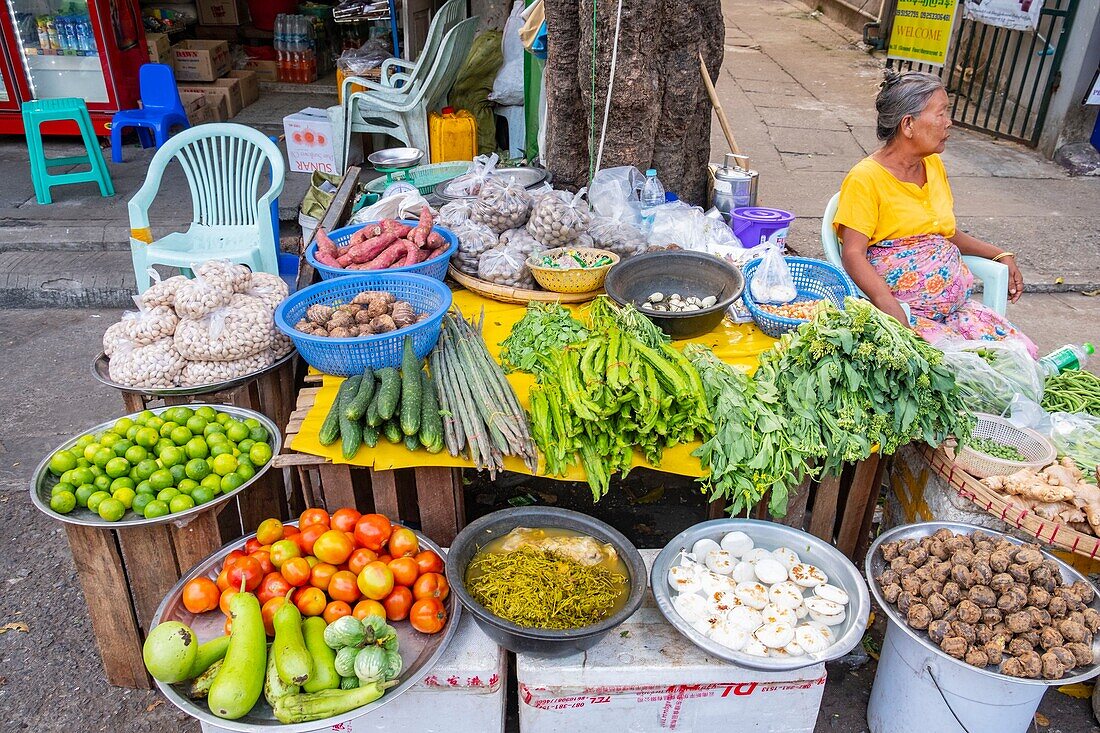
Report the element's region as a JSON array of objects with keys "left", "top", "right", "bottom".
[
  {"left": 294, "top": 586, "right": 327, "bottom": 617},
  {"left": 310, "top": 562, "right": 338, "bottom": 593},
  {"left": 244, "top": 538, "right": 263, "bottom": 555},
  {"left": 348, "top": 548, "right": 379, "bottom": 575},
  {"left": 412, "top": 572, "right": 449, "bottom": 601},
  {"left": 182, "top": 577, "right": 220, "bottom": 614},
  {"left": 299, "top": 508, "right": 331, "bottom": 530},
  {"left": 352, "top": 599, "right": 387, "bottom": 621},
  {"left": 410, "top": 598, "right": 447, "bottom": 634},
  {"left": 356, "top": 561, "right": 395, "bottom": 601},
  {"left": 257, "top": 572, "right": 291, "bottom": 605},
  {"left": 219, "top": 587, "right": 239, "bottom": 616},
  {"left": 323, "top": 600, "right": 353, "bottom": 624},
  {"left": 313, "top": 529, "right": 355, "bottom": 565},
  {"left": 331, "top": 507, "right": 361, "bottom": 533},
  {"left": 282, "top": 525, "right": 301, "bottom": 539},
  {"left": 353, "top": 514, "right": 392, "bottom": 552},
  {"left": 296, "top": 524, "right": 327, "bottom": 556},
  {"left": 226, "top": 556, "right": 263, "bottom": 592},
  {"left": 256, "top": 518, "right": 284, "bottom": 546},
  {"left": 388, "top": 557, "right": 420, "bottom": 587},
  {"left": 282, "top": 557, "right": 312, "bottom": 587},
  {"left": 250, "top": 550, "right": 274, "bottom": 576},
  {"left": 376, "top": 554, "right": 393, "bottom": 565},
  {"left": 261, "top": 596, "right": 287, "bottom": 636},
  {"left": 215, "top": 568, "right": 230, "bottom": 592},
  {"left": 414, "top": 550, "right": 444, "bottom": 575},
  {"left": 382, "top": 586, "right": 413, "bottom": 621},
  {"left": 222, "top": 549, "right": 247, "bottom": 572},
  {"left": 328, "top": 570, "right": 362, "bottom": 603},
  {"left": 387, "top": 527, "right": 419, "bottom": 558},
  {"left": 269, "top": 539, "right": 301, "bottom": 569}
]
